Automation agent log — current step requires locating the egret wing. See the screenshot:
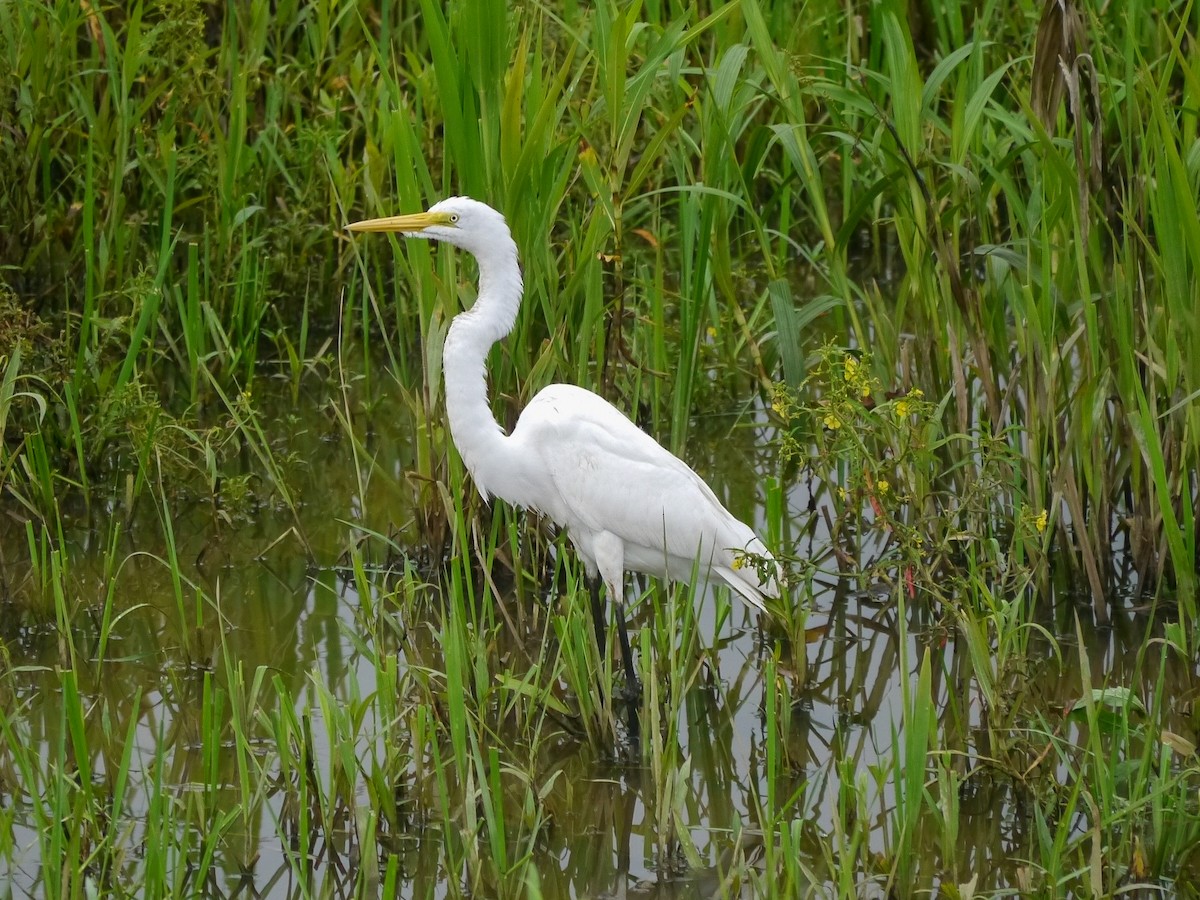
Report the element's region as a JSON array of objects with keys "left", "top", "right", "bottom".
[{"left": 516, "top": 385, "right": 757, "bottom": 566}]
